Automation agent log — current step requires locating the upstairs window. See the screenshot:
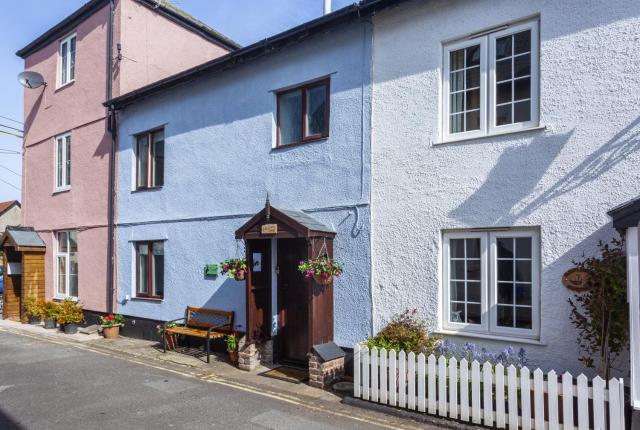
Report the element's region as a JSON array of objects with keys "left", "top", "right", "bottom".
[
  {"left": 136, "top": 241, "right": 164, "bottom": 299},
  {"left": 277, "top": 79, "right": 329, "bottom": 147},
  {"left": 55, "top": 133, "right": 71, "bottom": 191},
  {"left": 442, "top": 20, "right": 539, "bottom": 142},
  {"left": 59, "top": 33, "right": 76, "bottom": 87},
  {"left": 136, "top": 129, "right": 164, "bottom": 190}
]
